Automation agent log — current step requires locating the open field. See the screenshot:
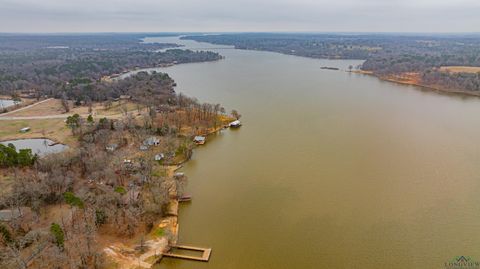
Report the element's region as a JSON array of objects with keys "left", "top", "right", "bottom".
[
  {"left": 0, "top": 118, "right": 76, "bottom": 145},
  {"left": 439, "top": 66, "right": 480, "bottom": 74},
  {"left": 2, "top": 98, "right": 141, "bottom": 117}
]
